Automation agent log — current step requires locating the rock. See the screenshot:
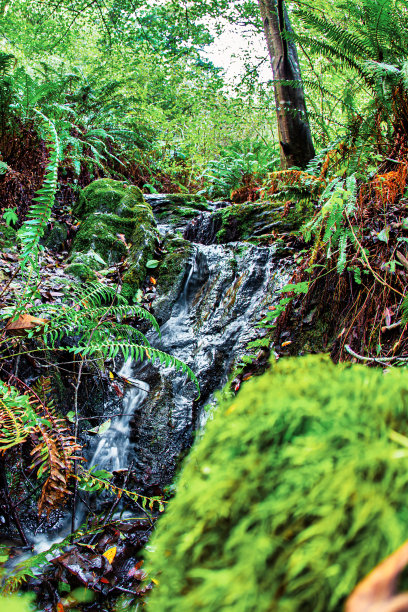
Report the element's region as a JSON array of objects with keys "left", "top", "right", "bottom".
[
  {"left": 144, "top": 193, "right": 211, "bottom": 232},
  {"left": 41, "top": 221, "right": 68, "bottom": 252},
  {"left": 153, "top": 236, "right": 195, "bottom": 324},
  {"left": 68, "top": 179, "right": 158, "bottom": 296},
  {"left": 73, "top": 178, "right": 145, "bottom": 218},
  {"left": 0, "top": 223, "right": 17, "bottom": 250},
  {"left": 184, "top": 199, "right": 313, "bottom": 245}
]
